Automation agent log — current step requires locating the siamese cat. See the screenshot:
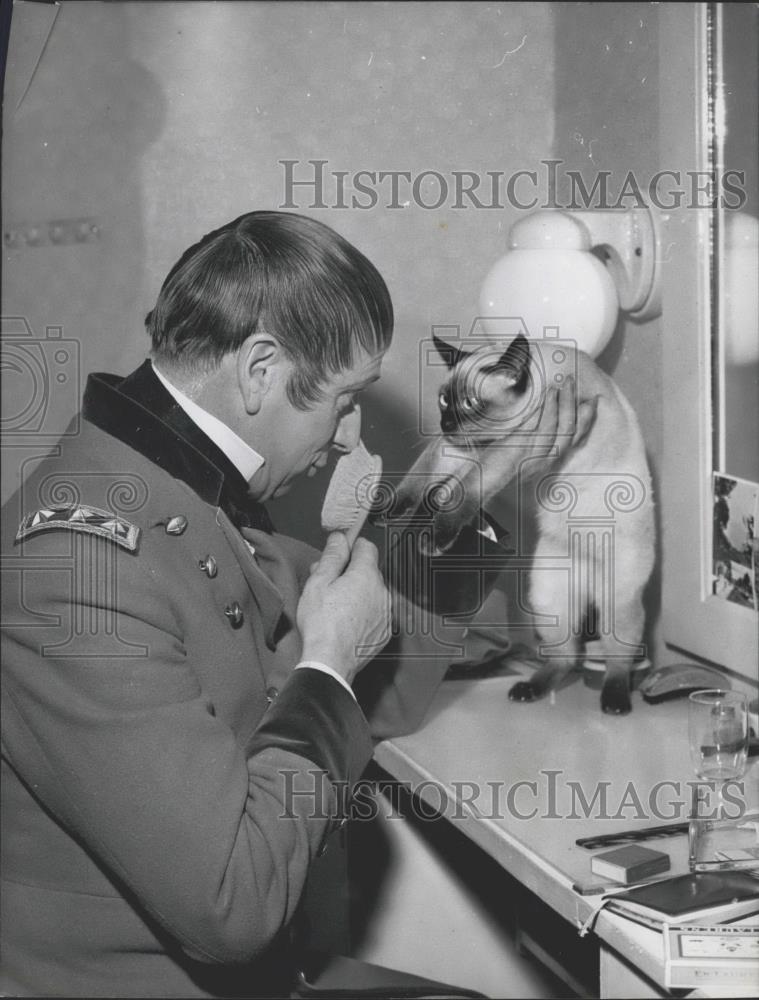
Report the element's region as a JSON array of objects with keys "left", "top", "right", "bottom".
[{"left": 389, "top": 333, "right": 655, "bottom": 715}]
